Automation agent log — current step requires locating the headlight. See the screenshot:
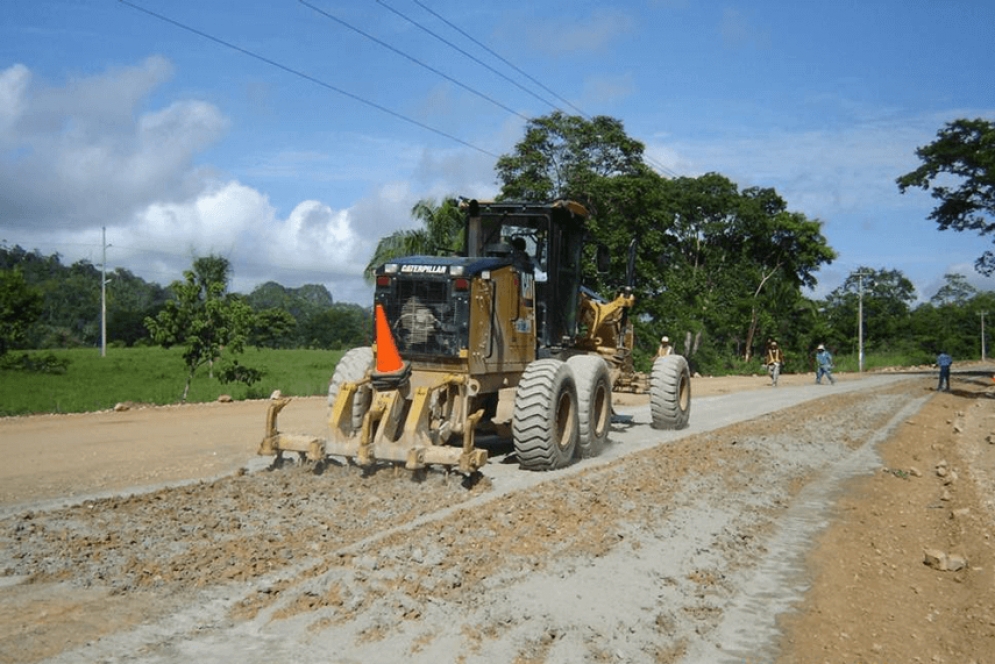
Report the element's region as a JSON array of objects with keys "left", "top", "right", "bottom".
[
  {"left": 384, "top": 263, "right": 399, "bottom": 274},
  {"left": 449, "top": 265, "right": 465, "bottom": 276}
]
